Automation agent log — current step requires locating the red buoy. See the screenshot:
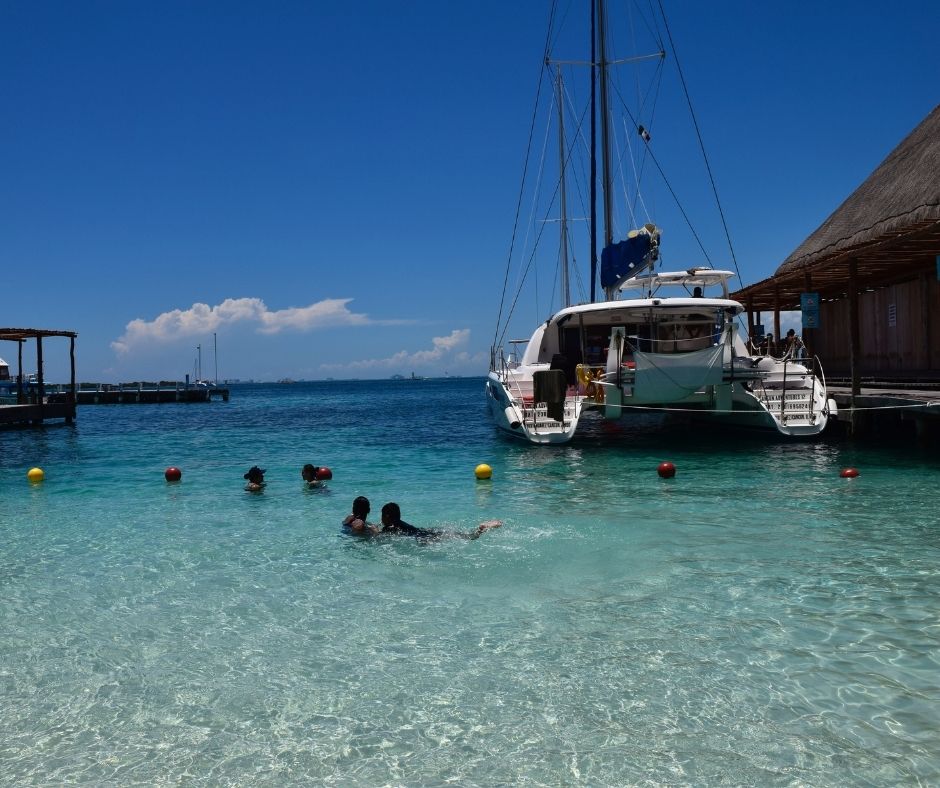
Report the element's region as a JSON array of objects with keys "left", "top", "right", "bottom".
[
  {"left": 164, "top": 466, "right": 182, "bottom": 482},
  {"left": 315, "top": 466, "right": 333, "bottom": 481},
  {"left": 657, "top": 461, "right": 676, "bottom": 479},
  {"left": 840, "top": 468, "right": 859, "bottom": 478}
]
